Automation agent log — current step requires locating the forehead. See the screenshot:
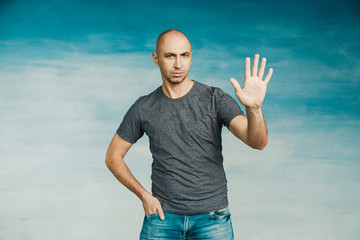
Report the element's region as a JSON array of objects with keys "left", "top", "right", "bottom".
[{"left": 157, "top": 33, "right": 191, "bottom": 54}]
